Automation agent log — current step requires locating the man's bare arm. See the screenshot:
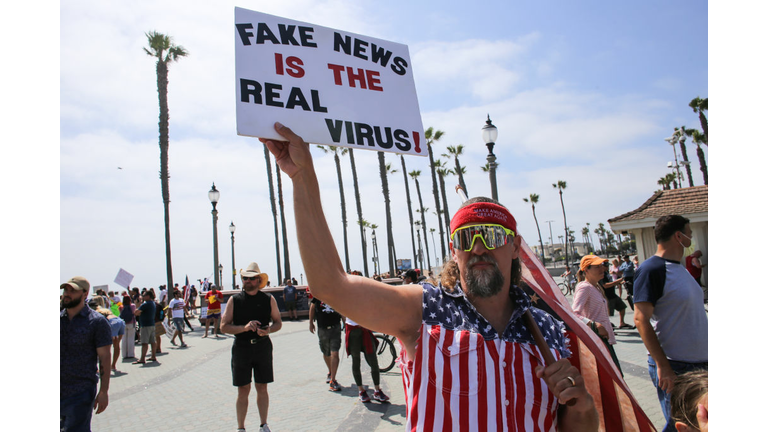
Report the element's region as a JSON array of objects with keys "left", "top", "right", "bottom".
[
  {"left": 634, "top": 302, "right": 675, "bottom": 392},
  {"left": 94, "top": 345, "right": 111, "bottom": 414},
  {"left": 260, "top": 123, "right": 423, "bottom": 341}
]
